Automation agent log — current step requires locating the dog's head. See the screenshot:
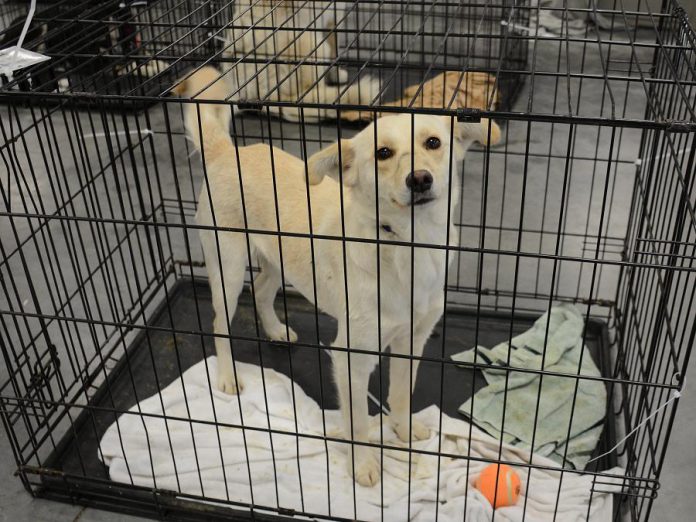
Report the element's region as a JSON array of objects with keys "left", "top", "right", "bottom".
[{"left": 307, "top": 114, "right": 500, "bottom": 211}]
